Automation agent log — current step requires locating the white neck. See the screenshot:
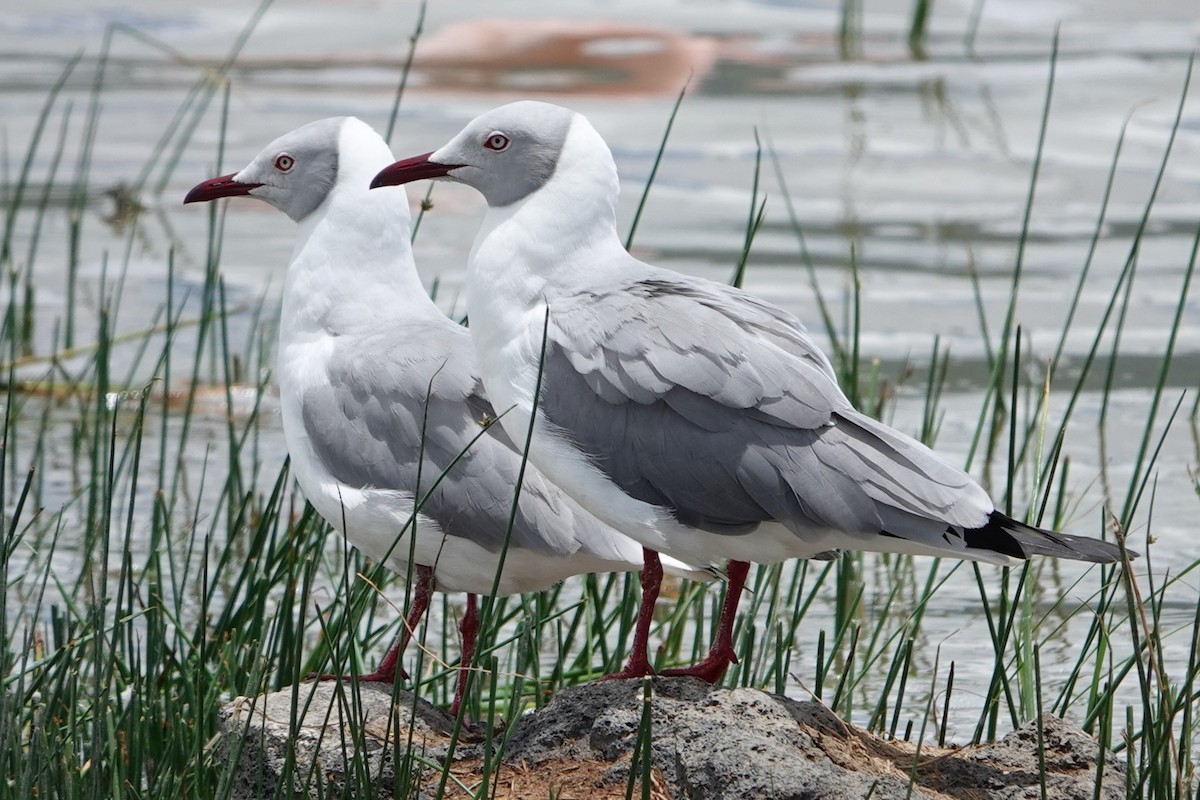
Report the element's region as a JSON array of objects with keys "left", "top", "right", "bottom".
[
  {"left": 466, "top": 116, "right": 628, "bottom": 311},
  {"left": 280, "top": 123, "right": 441, "bottom": 341},
  {"left": 462, "top": 117, "right": 632, "bottom": 441}
]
